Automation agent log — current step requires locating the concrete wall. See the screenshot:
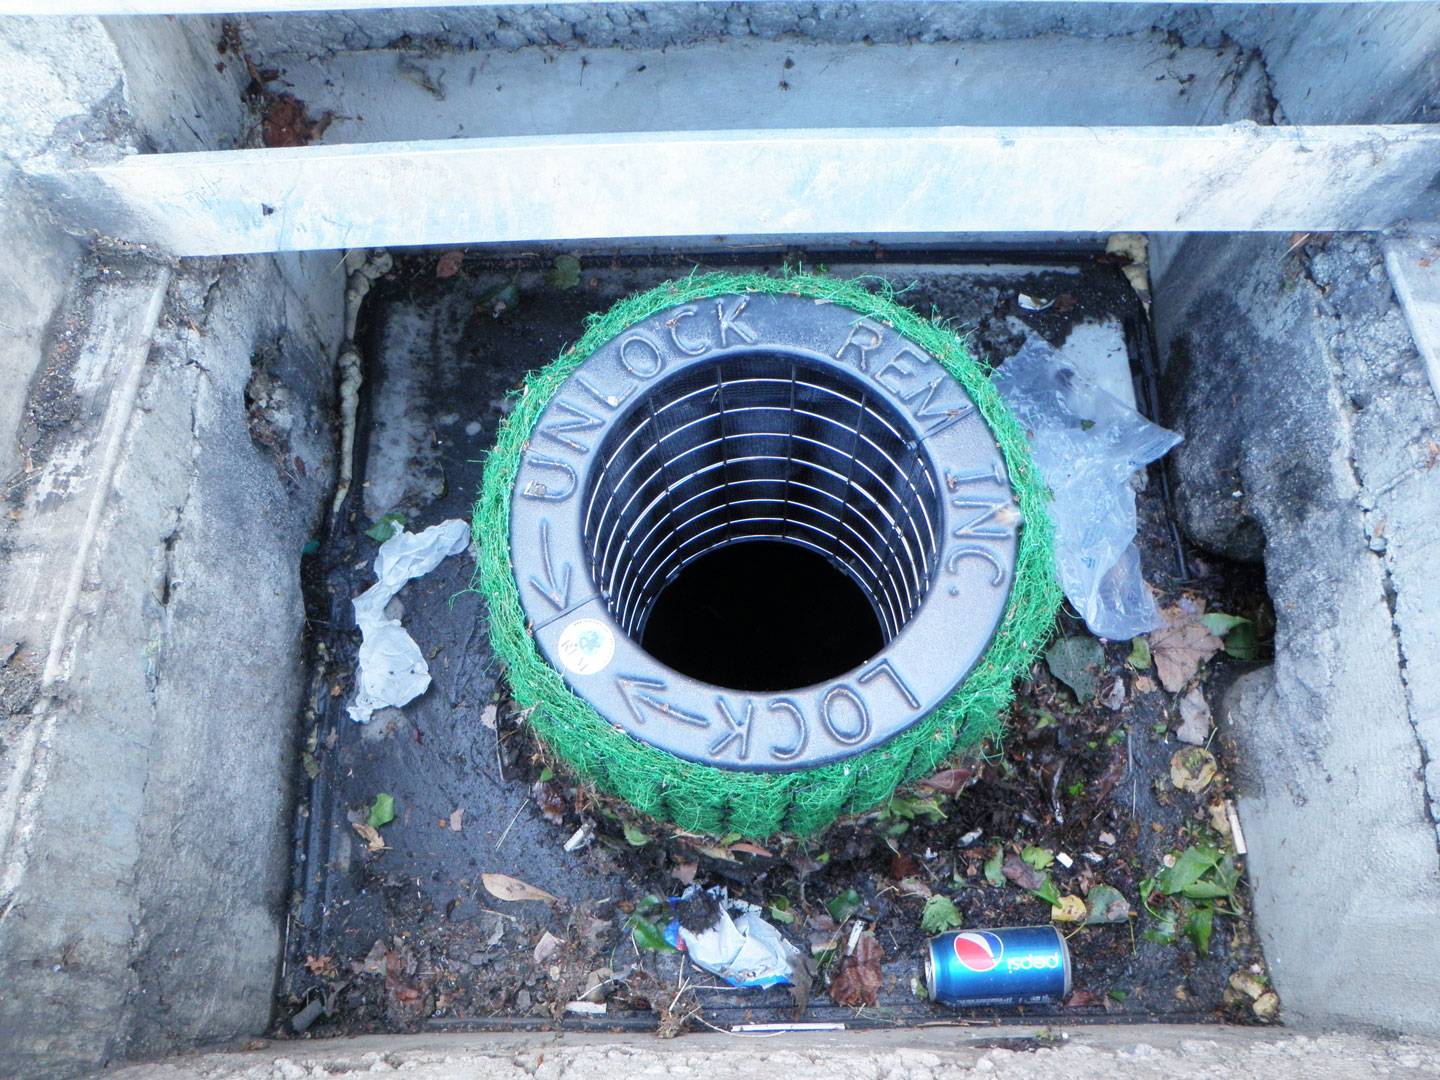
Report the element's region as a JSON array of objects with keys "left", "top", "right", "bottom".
[{"left": 1154, "top": 232, "right": 1440, "bottom": 1036}]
